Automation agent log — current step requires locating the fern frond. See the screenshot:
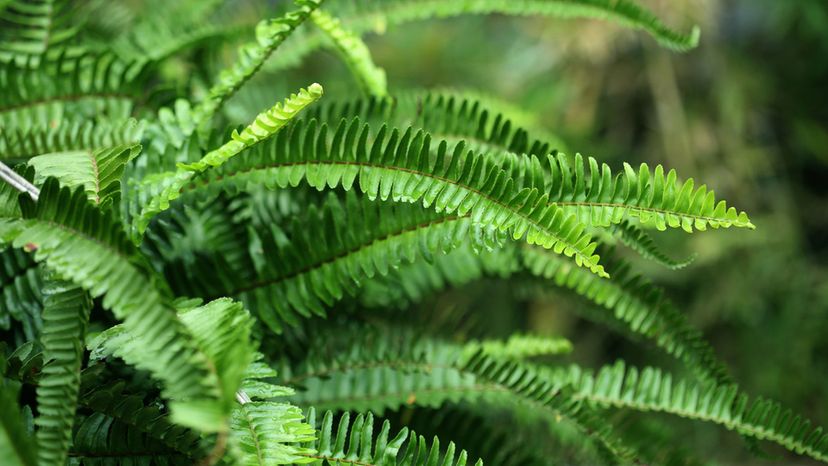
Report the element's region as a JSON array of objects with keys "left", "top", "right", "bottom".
[
  {"left": 0, "top": 117, "right": 143, "bottom": 161},
  {"left": 34, "top": 276, "right": 91, "bottom": 466},
  {"left": 1, "top": 340, "right": 44, "bottom": 385},
  {"left": 300, "top": 409, "right": 483, "bottom": 466},
  {"left": 330, "top": 0, "right": 700, "bottom": 52},
  {"left": 229, "top": 401, "right": 317, "bottom": 465},
  {"left": 175, "top": 118, "right": 608, "bottom": 277},
  {"left": 465, "top": 334, "right": 573, "bottom": 360},
  {"left": 545, "top": 361, "right": 828, "bottom": 463},
  {"left": 171, "top": 192, "right": 494, "bottom": 333},
  {"left": 1, "top": 178, "right": 225, "bottom": 429},
  {"left": 282, "top": 326, "right": 634, "bottom": 463},
  {"left": 77, "top": 371, "right": 206, "bottom": 461},
  {"left": 90, "top": 297, "right": 256, "bottom": 430},
  {"left": 520, "top": 244, "right": 731, "bottom": 384},
  {"left": 541, "top": 153, "right": 753, "bottom": 231},
  {"left": 70, "top": 412, "right": 191, "bottom": 465},
  {"left": 0, "top": 384, "right": 36, "bottom": 466},
  {"left": 311, "top": 8, "right": 387, "bottom": 96},
  {"left": 192, "top": 0, "right": 323, "bottom": 131},
  {"left": 135, "top": 83, "right": 323, "bottom": 238},
  {"left": 610, "top": 220, "right": 695, "bottom": 269},
  {"left": 0, "top": 53, "right": 141, "bottom": 132},
  {"left": 0, "top": 0, "right": 86, "bottom": 67},
  {"left": 28, "top": 143, "right": 140, "bottom": 208}
]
